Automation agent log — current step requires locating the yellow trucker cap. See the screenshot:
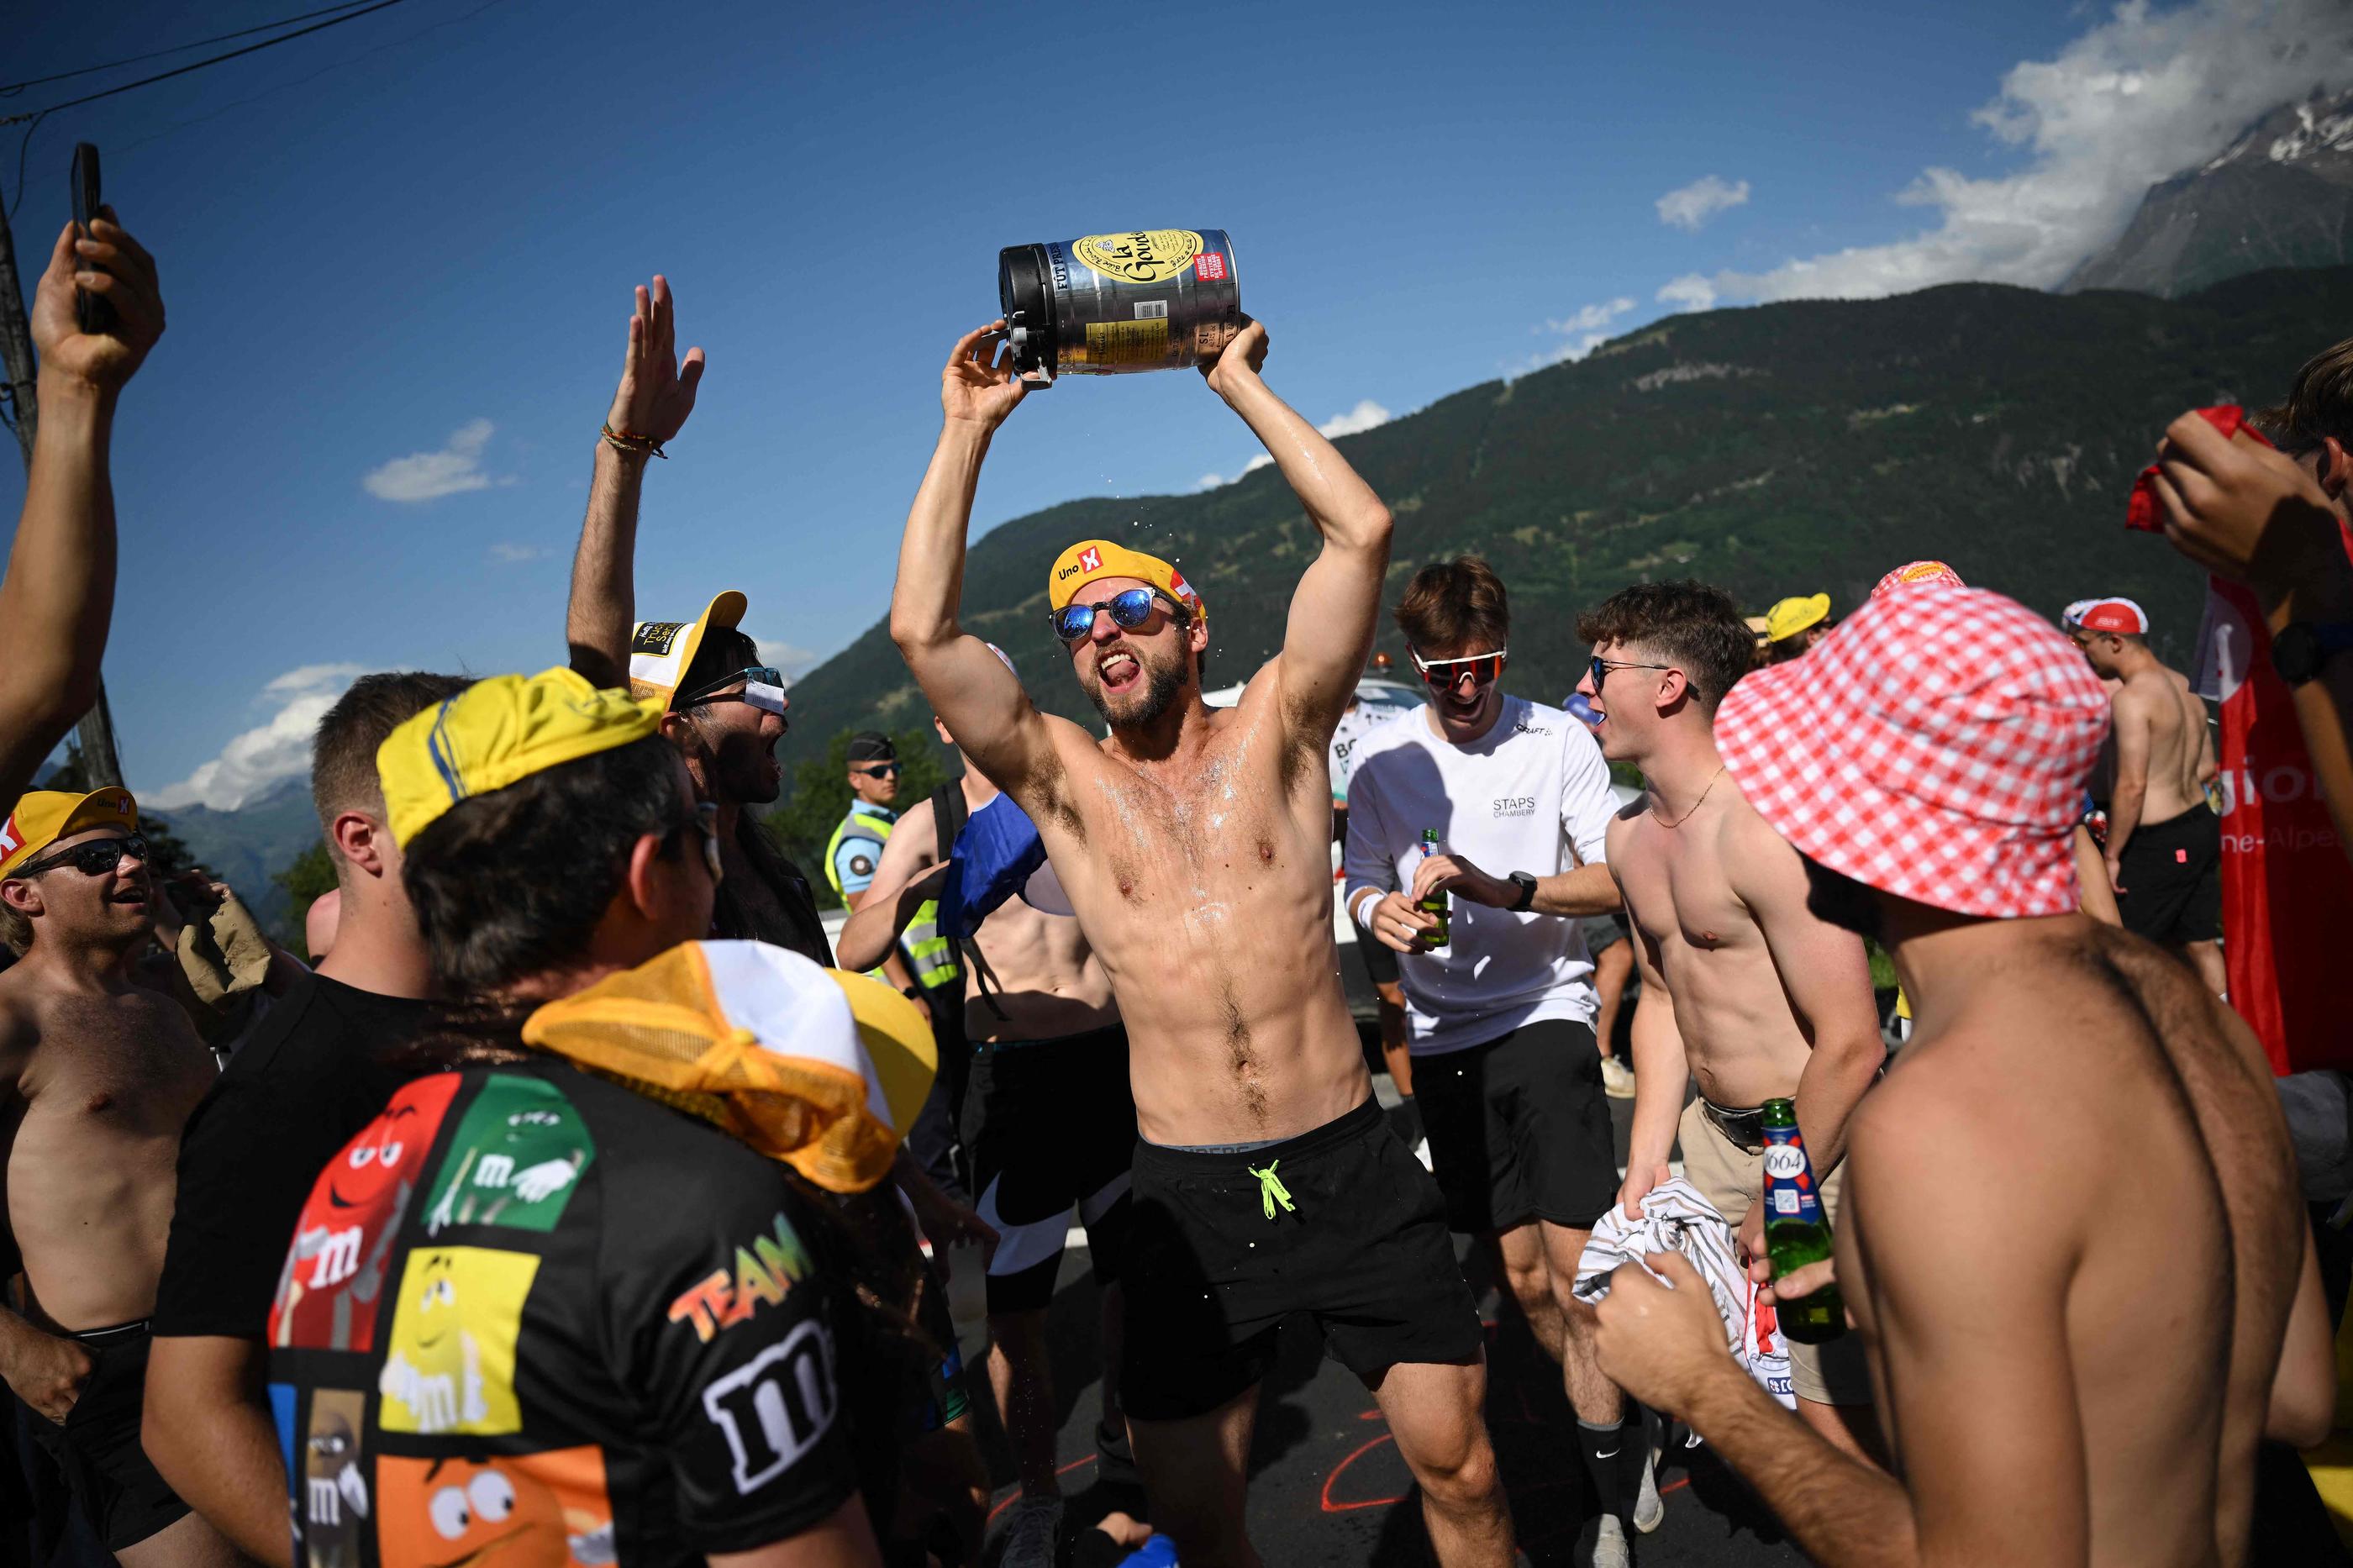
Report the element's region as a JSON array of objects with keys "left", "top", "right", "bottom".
[
  {"left": 629, "top": 590, "right": 749, "bottom": 710},
  {"left": 1764, "top": 592, "right": 1832, "bottom": 644},
  {"left": 1047, "top": 540, "right": 1207, "bottom": 629},
  {"left": 376, "top": 668, "right": 662, "bottom": 850},
  {"left": 0, "top": 787, "right": 139, "bottom": 879},
  {"left": 522, "top": 940, "right": 937, "bottom": 1195}
]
